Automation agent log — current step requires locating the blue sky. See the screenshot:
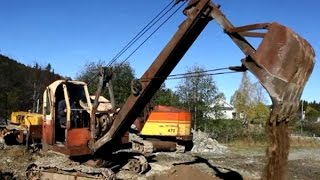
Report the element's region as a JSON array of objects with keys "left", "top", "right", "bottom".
[{"left": 0, "top": 0, "right": 319, "bottom": 103}]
